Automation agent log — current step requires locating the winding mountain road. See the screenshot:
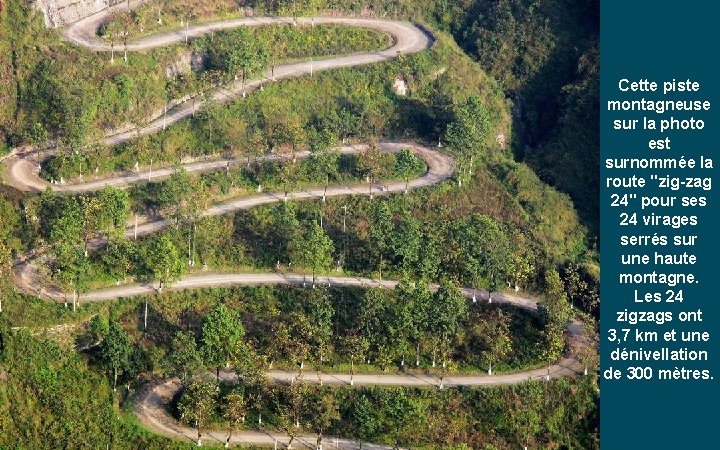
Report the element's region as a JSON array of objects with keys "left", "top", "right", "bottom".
[
  {"left": 66, "top": 6, "right": 433, "bottom": 147},
  {"left": 4, "top": 2, "right": 589, "bottom": 448}
]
